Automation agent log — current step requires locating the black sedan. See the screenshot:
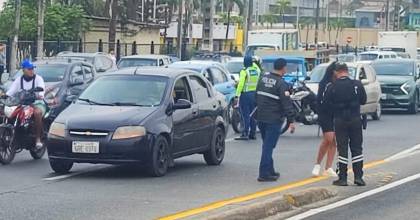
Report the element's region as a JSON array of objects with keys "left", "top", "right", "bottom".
[{"left": 47, "top": 67, "right": 228, "bottom": 177}]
